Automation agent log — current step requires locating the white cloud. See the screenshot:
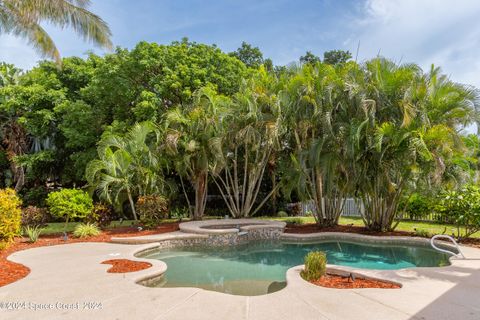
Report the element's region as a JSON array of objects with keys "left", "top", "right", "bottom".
[{"left": 351, "top": 0, "right": 480, "bottom": 88}]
